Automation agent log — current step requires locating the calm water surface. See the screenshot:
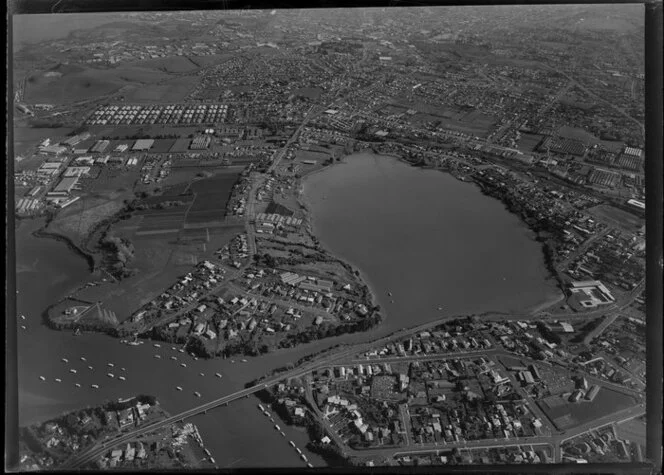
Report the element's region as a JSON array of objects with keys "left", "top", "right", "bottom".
[{"left": 302, "top": 153, "right": 561, "bottom": 332}]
